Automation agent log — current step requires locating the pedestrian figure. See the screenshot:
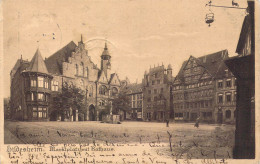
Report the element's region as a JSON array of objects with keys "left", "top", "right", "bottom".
[
  {"left": 194, "top": 117, "right": 200, "bottom": 128},
  {"left": 166, "top": 119, "right": 169, "bottom": 127}
]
